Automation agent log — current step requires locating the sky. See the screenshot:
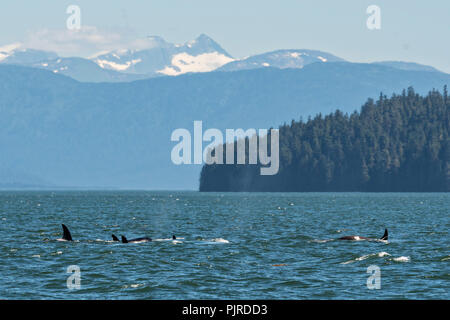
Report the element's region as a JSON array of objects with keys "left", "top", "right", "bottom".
[{"left": 0, "top": 0, "right": 449, "bottom": 72}]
